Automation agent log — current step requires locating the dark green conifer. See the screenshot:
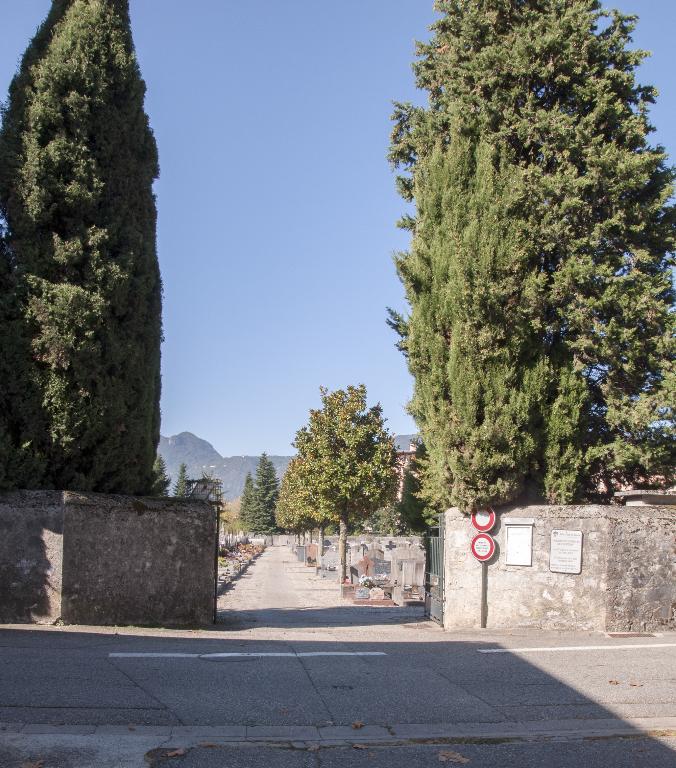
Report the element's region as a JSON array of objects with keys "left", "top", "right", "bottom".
[
  {"left": 0, "top": 0, "right": 162, "bottom": 493},
  {"left": 173, "top": 462, "right": 188, "bottom": 498},
  {"left": 390, "top": 0, "right": 675, "bottom": 507},
  {"left": 151, "top": 455, "right": 170, "bottom": 496},
  {"left": 238, "top": 472, "right": 256, "bottom": 531},
  {"left": 251, "top": 453, "right": 279, "bottom": 534}
]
